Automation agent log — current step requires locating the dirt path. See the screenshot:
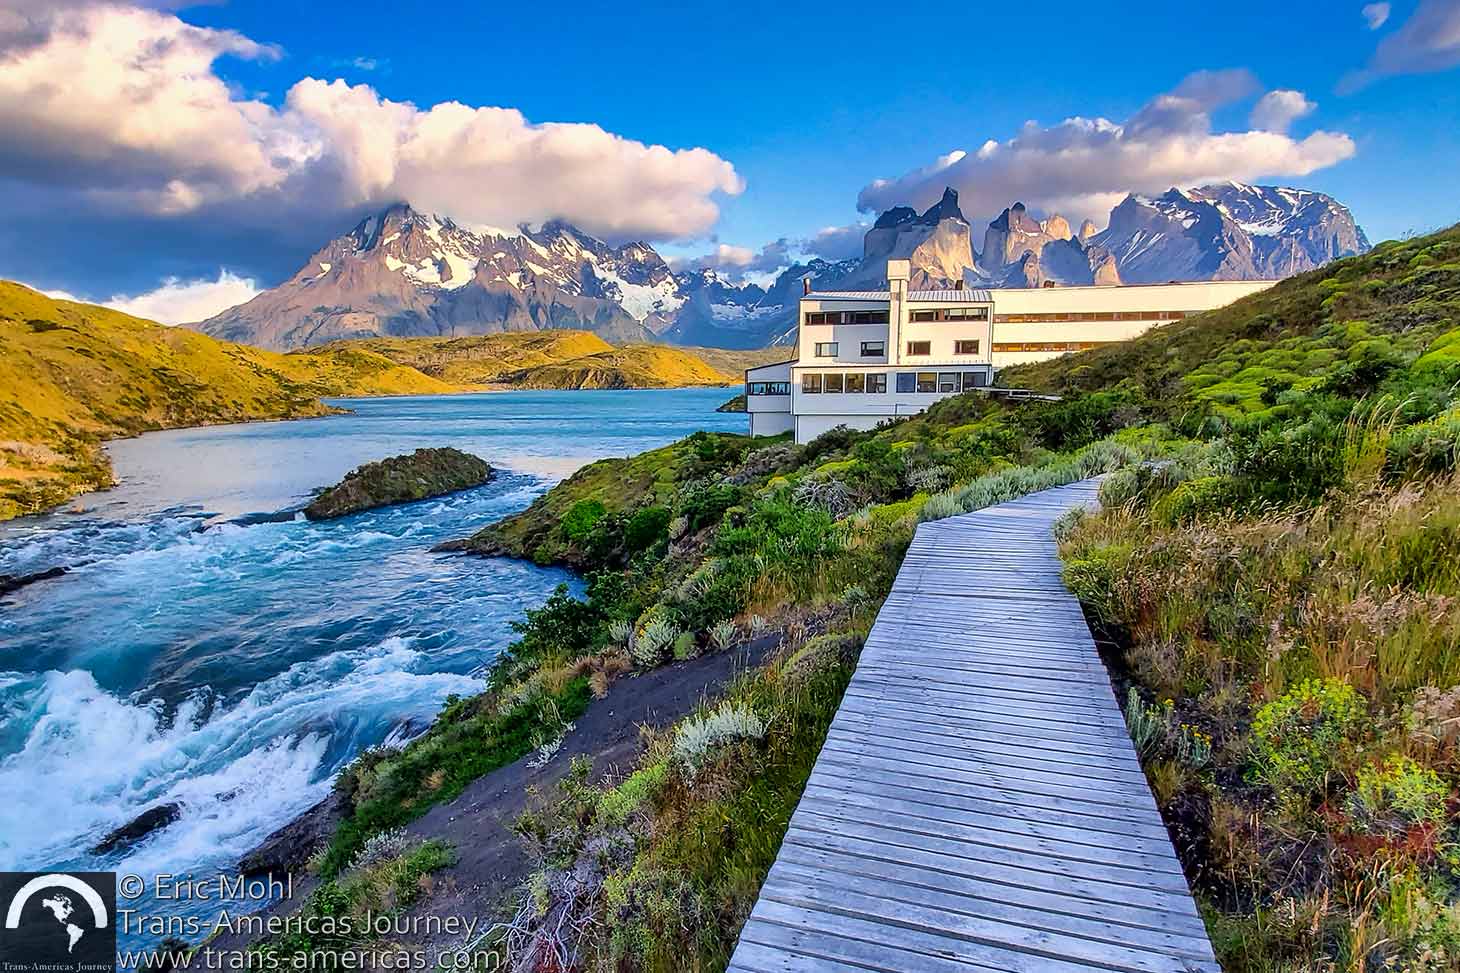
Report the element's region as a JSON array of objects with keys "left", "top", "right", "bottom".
[
  {"left": 208, "top": 634, "right": 783, "bottom": 965},
  {"left": 397, "top": 635, "right": 781, "bottom": 941}
]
